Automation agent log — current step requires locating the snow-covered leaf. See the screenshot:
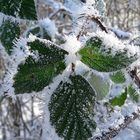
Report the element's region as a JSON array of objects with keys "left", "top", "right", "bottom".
[
  {"left": 84, "top": 71, "right": 110, "bottom": 100},
  {"left": 79, "top": 37, "right": 136, "bottom": 72},
  {"left": 13, "top": 39, "right": 68, "bottom": 94},
  {"left": 128, "top": 85, "right": 139, "bottom": 103},
  {"left": 49, "top": 75, "right": 96, "bottom": 140},
  {"left": 0, "top": 18, "right": 20, "bottom": 54},
  {"left": 0, "top": 0, "right": 37, "bottom": 20},
  {"left": 110, "top": 88, "right": 127, "bottom": 107},
  {"left": 110, "top": 71, "right": 126, "bottom": 84}
]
